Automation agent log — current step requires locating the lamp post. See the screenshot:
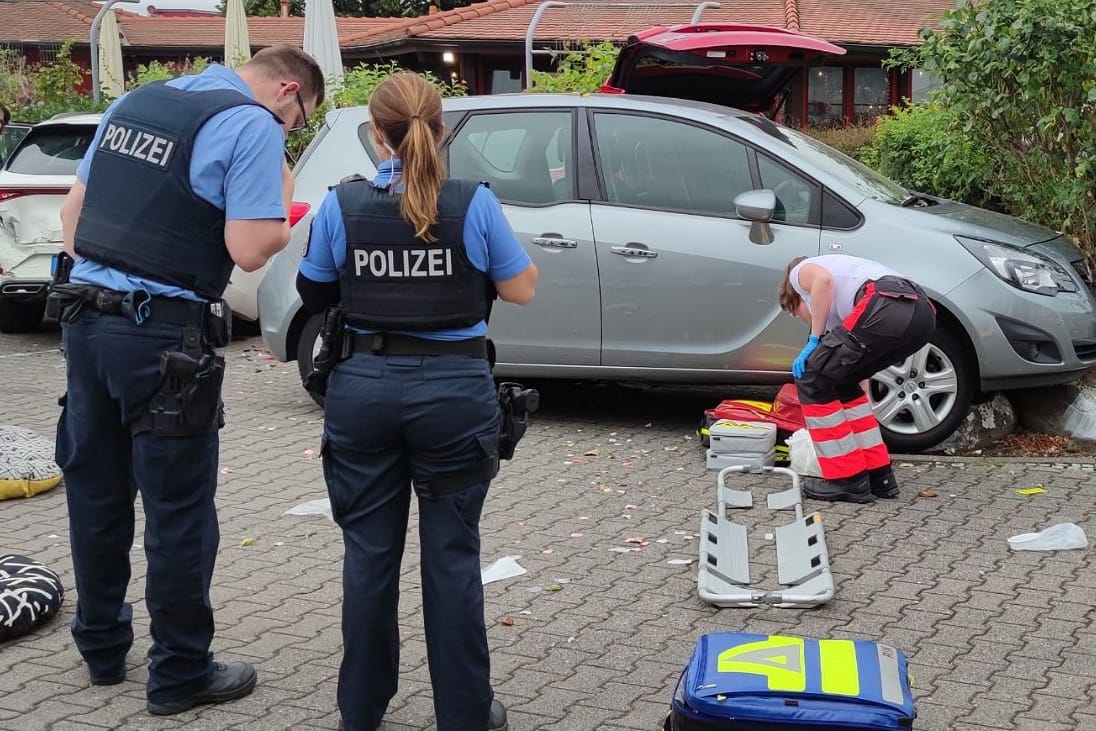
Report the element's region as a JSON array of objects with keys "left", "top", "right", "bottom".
[{"left": 90, "top": 0, "right": 140, "bottom": 105}]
